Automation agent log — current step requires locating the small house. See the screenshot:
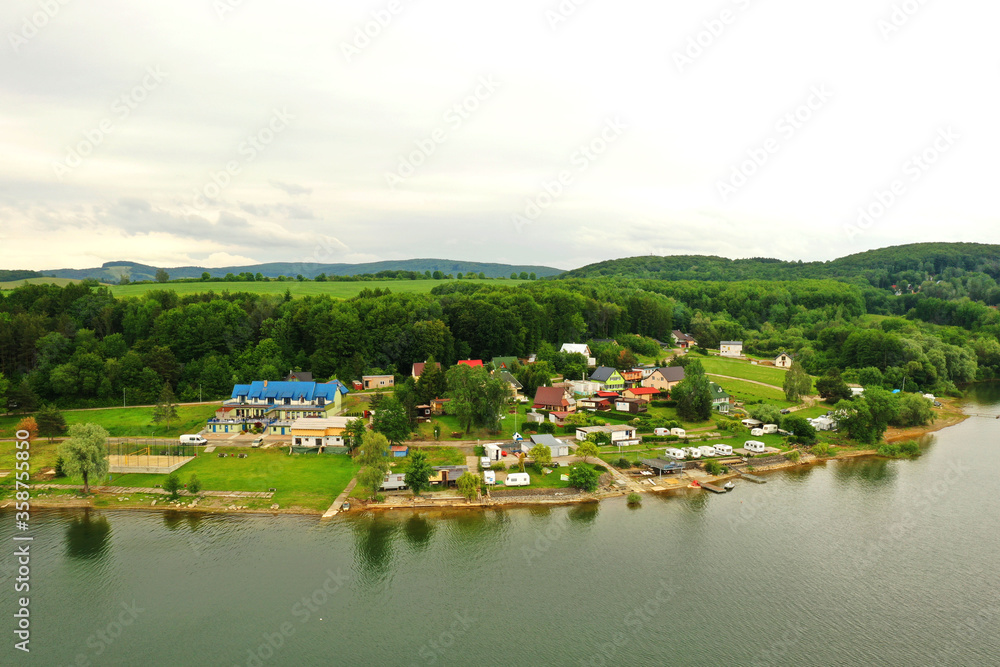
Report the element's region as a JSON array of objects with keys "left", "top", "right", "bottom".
[
  {"left": 430, "top": 397, "right": 450, "bottom": 414},
  {"left": 491, "top": 356, "right": 518, "bottom": 371},
  {"left": 671, "top": 331, "right": 697, "bottom": 349},
  {"left": 533, "top": 386, "right": 572, "bottom": 411},
  {"left": 614, "top": 398, "right": 647, "bottom": 414},
  {"left": 457, "top": 359, "right": 484, "bottom": 369},
  {"left": 285, "top": 371, "right": 314, "bottom": 382},
  {"left": 720, "top": 341, "right": 744, "bottom": 357},
  {"left": 529, "top": 433, "right": 574, "bottom": 458},
  {"left": 484, "top": 443, "right": 503, "bottom": 461},
  {"left": 642, "top": 367, "right": 686, "bottom": 393},
  {"left": 362, "top": 375, "right": 394, "bottom": 390},
  {"left": 412, "top": 361, "right": 441, "bottom": 378},
  {"left": 709, "top": 382, "right": 731, "bottom": 414},
  {"left": 415, "top": 404, "right": 432, "bottom": 420},
  {"left": 624, "top": 387, "right": 660, "bottom": 403},
  {"left": 774, "top": 352, "right": 793, "bottom": 368},
  {"left": 578, "top": 397, "right": 611, "bottom": 411},
  {"left": 430, "top": 465, "right": 469, "bottom": 486},
  {"left": 575, "top": 424, "right": 639, "bottom": 446},
  {"left": 381, "top": 472, "right": 408, "bottom": 491},
  {"left": 589, "top": 367, "right": 626, "bottom": 391},
  {"left": 390, "top": 445, "right": 409, "bottom": 458},
  {"left": 620, "top": 369, "right": 643, "bottom": 387},
  {"left": 560, "top": 343, "right": 596, "bottom": 366}
]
